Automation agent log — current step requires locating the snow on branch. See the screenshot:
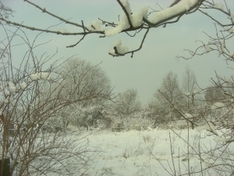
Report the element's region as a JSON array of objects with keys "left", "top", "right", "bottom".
[
  {"left": 109, "top": 40, "right": 129, "bottom": 56},
  {"left": 105, "top": 0, "right": 148, "bottom": 37},
  {"left": 149, "top": 0, "right": 201, "bottom": 24},
  {"left": 30, "top": 72, "right": 50, "bottom": 81},
  {"left": 1, "top": 0, "right": 207, "bottom": 57}
]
